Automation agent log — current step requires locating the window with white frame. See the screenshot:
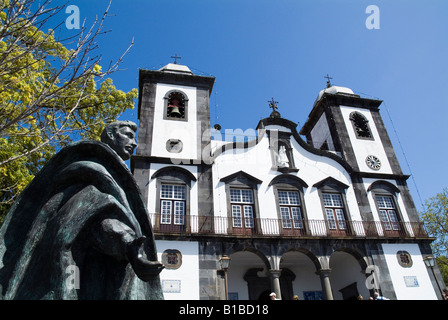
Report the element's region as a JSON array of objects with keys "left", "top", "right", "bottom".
[
  {"left": 322, "top": 193, "right": 347, "bottom": 230},
  {"left": 230, "top": 188, "right": 255, "bottom": 229},
  {"left": 376, "top": 195, "right": 399, "bottom": 230},
  {"left": 160, "top": 184, "right": 186, "bottom": 226},
  {"left": 278, "top": 190, "right": 304, "bottom": 229}
]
